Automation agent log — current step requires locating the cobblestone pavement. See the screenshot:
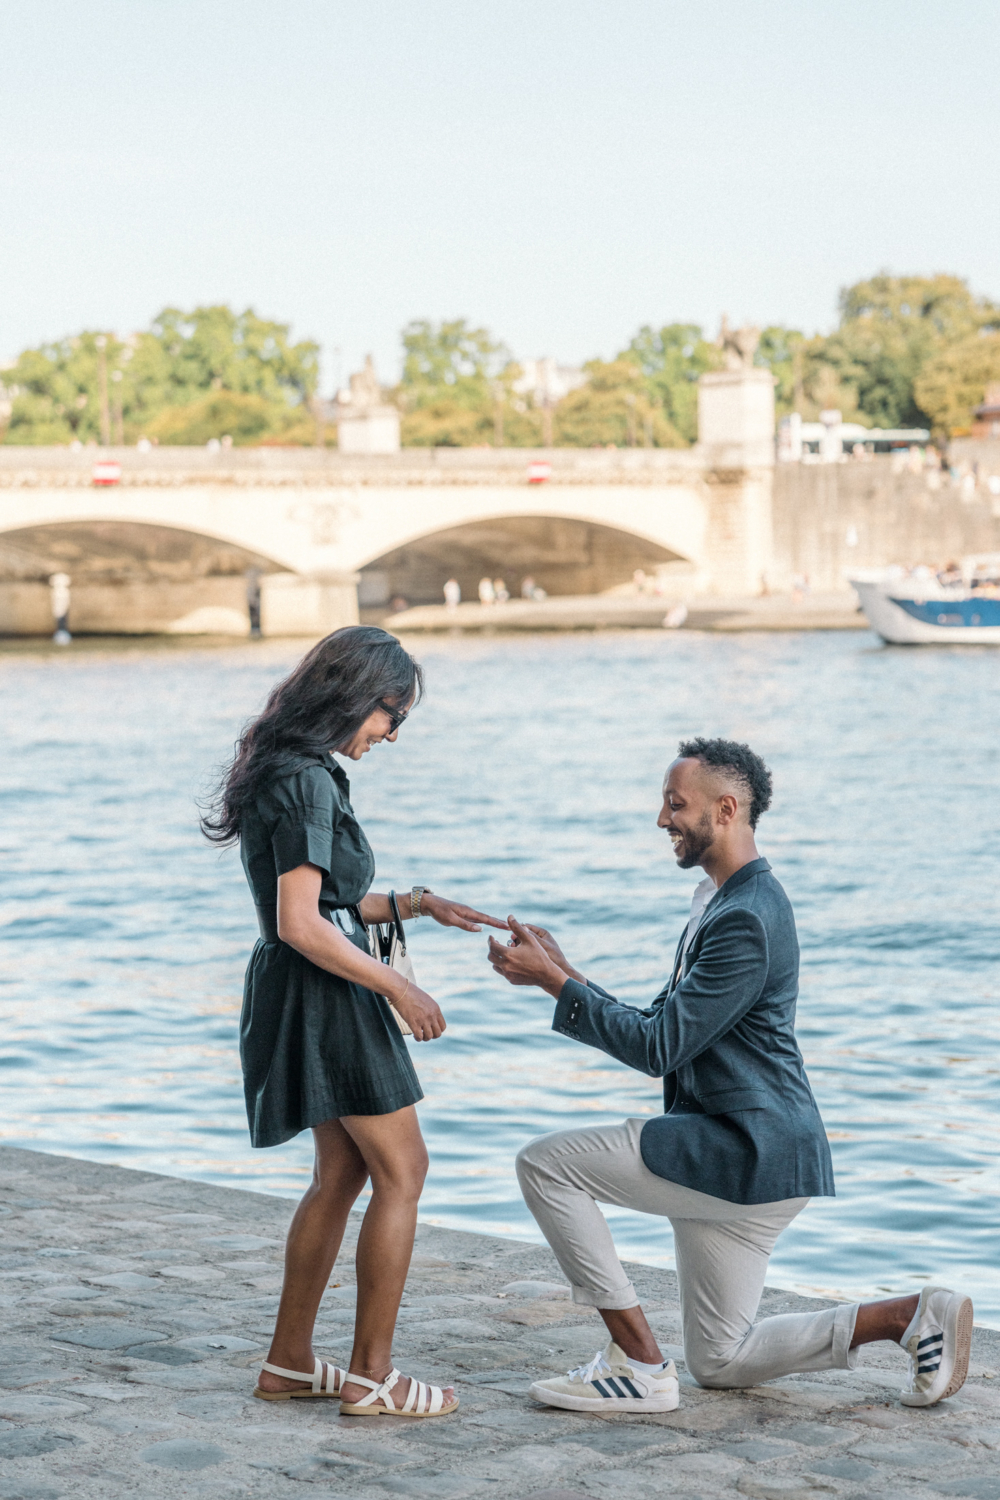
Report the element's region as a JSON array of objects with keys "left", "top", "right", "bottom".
[{"left": 1, "top": 1146, "right": 997, "bottom": 1500}]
